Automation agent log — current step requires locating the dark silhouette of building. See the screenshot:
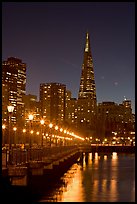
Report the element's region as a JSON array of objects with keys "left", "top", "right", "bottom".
[{"left": 23, "top": 94, "right": 40, "bottom": 122}]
